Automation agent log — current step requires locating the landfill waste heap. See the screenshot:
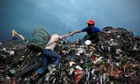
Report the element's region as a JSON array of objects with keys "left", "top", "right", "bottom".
[{"left": 0, "top": 26, "right": 140, "bottom": 84}]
